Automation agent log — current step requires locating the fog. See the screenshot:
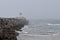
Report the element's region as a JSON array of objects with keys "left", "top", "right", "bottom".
[{"left": 0, "top": 0, "right": 60, "bottom": 19}]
